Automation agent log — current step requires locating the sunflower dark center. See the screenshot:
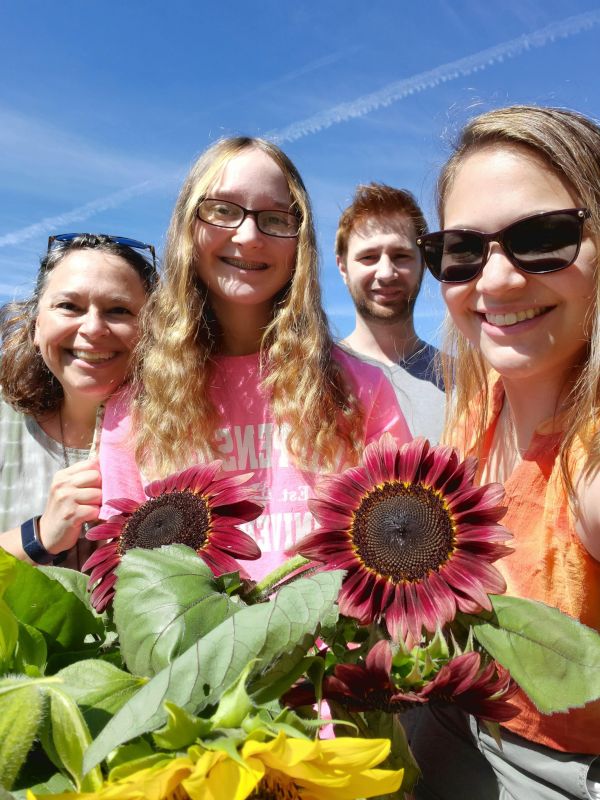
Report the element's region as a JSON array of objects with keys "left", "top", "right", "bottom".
[
  {"left": 248, "top": 774, "right": 301, "bottom": 800},
  {"left": 119, "top": 491, "right": 211, "bottom": 553},
  {"left": 351, "top": 481, "right": 455, "bottom": 582}
]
